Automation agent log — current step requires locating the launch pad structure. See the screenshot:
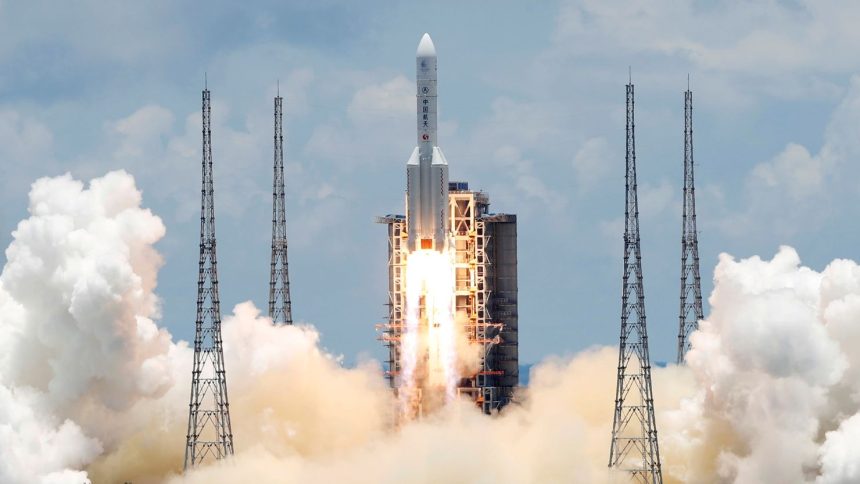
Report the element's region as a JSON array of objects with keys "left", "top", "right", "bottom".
[{"left": 378, "top": 183, "right": 518, "bottom": 414}]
